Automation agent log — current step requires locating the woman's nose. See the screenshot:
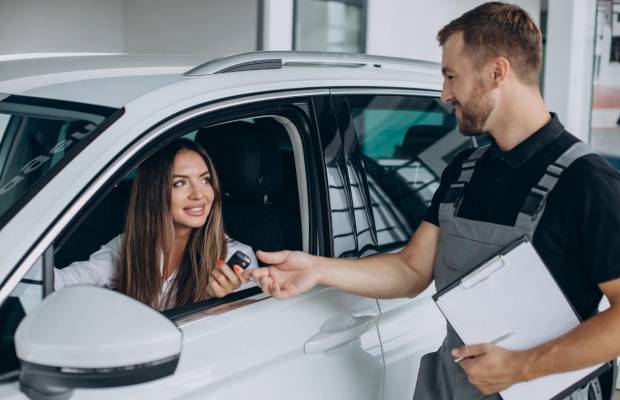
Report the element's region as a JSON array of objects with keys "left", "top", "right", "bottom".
[{"left": 188, "top": 182, "right": 204, "bottom": 199}]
